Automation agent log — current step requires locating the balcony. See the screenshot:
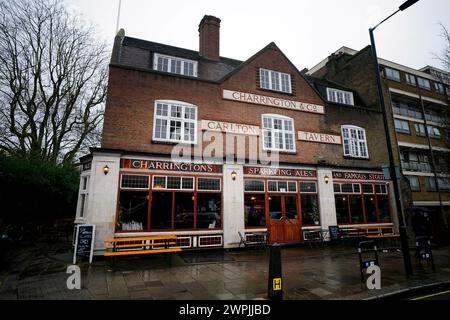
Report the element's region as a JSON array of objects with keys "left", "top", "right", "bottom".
[{"left": 401, "top": 160, "right": 431, "bottom": 173}]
